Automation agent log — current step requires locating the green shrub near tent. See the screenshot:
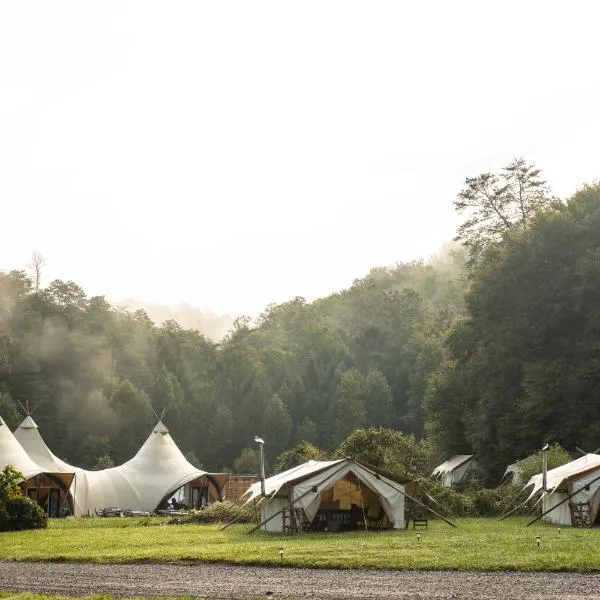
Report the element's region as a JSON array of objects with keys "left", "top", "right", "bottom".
[
  {"left": 167, "top": 501, "right": 255, "bottom": 525},
  {"left": 0, "top": 496, "right": 48, "bottom": 531},
  {"left": 411, "top": 477, "right": 529, "bottom": 518},
  {"left": 0, "top": 465, "right": 48, "bottom": 532}
]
